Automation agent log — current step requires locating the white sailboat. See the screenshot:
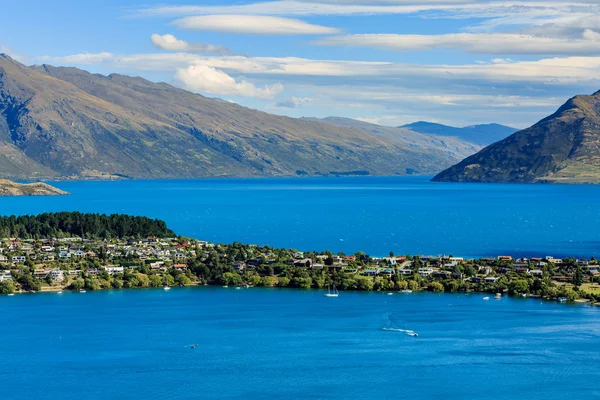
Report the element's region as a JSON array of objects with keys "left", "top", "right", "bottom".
[{"left": 324, "top": 285, "right": 339, "bottom": 297}]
